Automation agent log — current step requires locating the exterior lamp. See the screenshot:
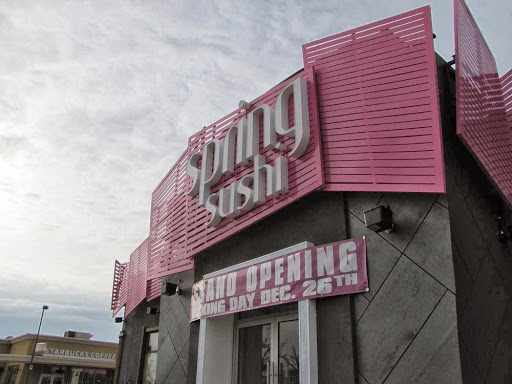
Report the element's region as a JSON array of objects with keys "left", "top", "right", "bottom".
[
  {"left": 499, "top": 228, "right": 512, "bottom": 243},
  {"left": 161, "top": 282, "right": 178, "bottom": 296},
  {"left": 363, "top": 206, "right": 395, "bottom": 233},
  {"left": 239, "top": 100, "right": 251, "bottom": 110},
  {"left": 498, "top": 216, "right": 512, "bottom": 243},
  {"left": 146, "top": 307, "right": 159, "bottom": 315}
]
